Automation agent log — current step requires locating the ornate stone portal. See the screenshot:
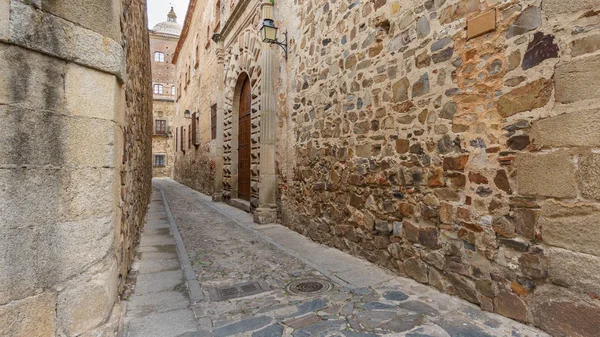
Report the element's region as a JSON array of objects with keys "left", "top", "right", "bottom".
[{"left": 213, "top": 0, "right": 278, "bottom": 224}]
